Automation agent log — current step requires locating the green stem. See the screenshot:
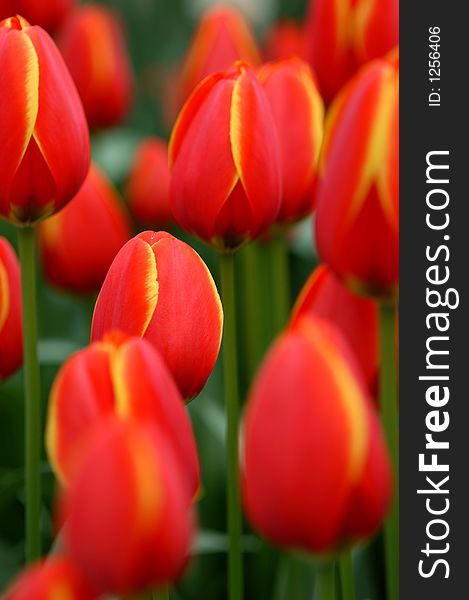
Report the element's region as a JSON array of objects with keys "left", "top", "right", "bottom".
[
  {"left": 17, "top": 226, "right": 41, "bottom": 562},
  {"left": 315, "top": 562, "right": 336, "bottom": 600},
  {"left": 270, "top": 231, "right": 290, "bottom": 333},
  {"left": 379, "top": 303, "right": 399, "bottom": 600},
  {"left": 339, "top": 552, "right": 356, "bottom": 600},
  {"left": 219, "top": 252, "right": 243, "bottom": 600},
  {"left": 153, "top": 587, "right": 169, "bottom": 600}
]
